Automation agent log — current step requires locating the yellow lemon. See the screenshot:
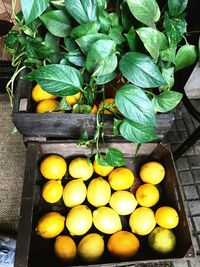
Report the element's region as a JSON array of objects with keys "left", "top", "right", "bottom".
[
  {"left": 40, "top": 154, "right": 67, "bottom": 180},
  {"left": 42, "top": 180, "right": 63, "bottom": 203},
  {"left": 66, "top": 92, "right": 81, "bottom": 106},
  {"left": 136, "top": 183, "right": 159, "bottom": 207},
  {"left": 129, "top": 207, "right": 156, "bottom": 236},
  {"left": 108, "top": 167, "right": 134, "bottom": 190},
  {"left": 77, "top": 233, "right": 104, "bottom": 263},
  {"left": 63, "top": 179, "right": 87, "bottom": 208},
  {"left": 140, "top": 161, "right": 165, "bottom": 185},
  {"left": 98, "top": 98, "right": 116, "bottom": 114},
  {"left": 66, "top": 205, "right": 92, "bottom": 236},
  {"left": 36, "top": 212, "right": 65, "bottom": 238},
  {"left": 87, "top": 177, "right": 111, "bottom": 207},
  {"left": 69, "top": 157, "right": 93, "bottom": 180},
  {"left": 32, "top": 84, "right": 57, "bottom": 102},
  {"left": 148, "top": 227, "right": 176, "bottom": 254},
  {"left": 155, "top": 206, "right": 179, "bottom": 229},
  {"left": 93, "top": 207, "right": 122, "bottom": 234},
  {"left": 36, "top": 99, "right": 59, "bottom": 113},
  {"left": 54, "top": 235, "right": 77, "bottom": 262},
  {"left": 107, "top": 231, "right": 140, "bottom": 259},
  {"left": 109, "top": 191, "right": 138, "bottom": 215},
  {"left": 93, "top": 160, "right": 114, "bottom": 177},
  {"left": 91, "top": 104, "right": 98, "bottom": 114}
]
